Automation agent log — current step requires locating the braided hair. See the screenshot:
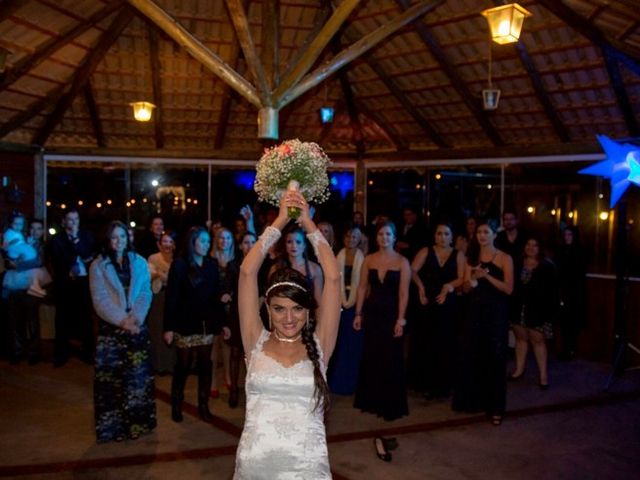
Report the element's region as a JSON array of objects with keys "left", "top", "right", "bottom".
[{"left": 266, "top": 268, "right": 330, "bottom": 414}]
